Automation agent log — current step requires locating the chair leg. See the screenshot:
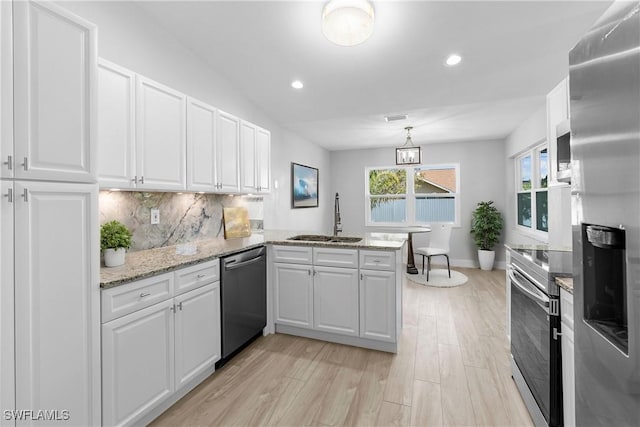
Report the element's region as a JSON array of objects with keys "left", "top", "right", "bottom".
[
  {"left": 421, "top": 255, "right": 425, "bottom": 275},
  {"left": 427, "top": 256, "right": 431, "bottom": 281},
  {"left": 446, "top": 255, "right": 451, "bottom": 278}
]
